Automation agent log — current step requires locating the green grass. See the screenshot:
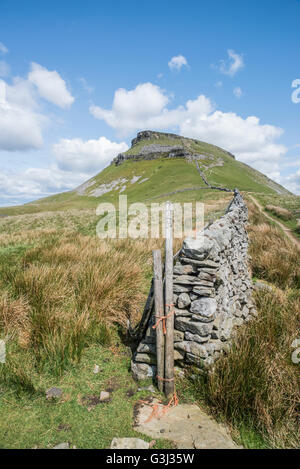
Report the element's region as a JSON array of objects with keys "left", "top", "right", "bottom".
[
  {"left": 253, "top": 193, "right": 300, "bottom": 239},
  {"left": 0, "top": 342, "right": 173, "bottom": 449}
]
